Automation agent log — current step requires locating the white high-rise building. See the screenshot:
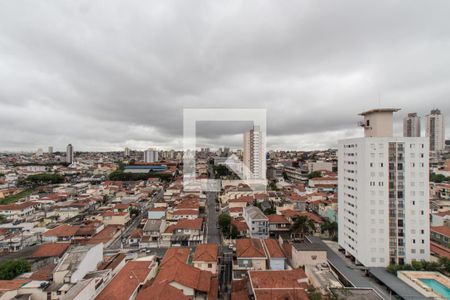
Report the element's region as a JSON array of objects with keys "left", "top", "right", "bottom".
[
  {"left": 48, "top": 146, "right": 53, "bottom": 155},
  {"left": 243, "top": 126, "right": 264, "bottom": 180},
  {"left": 124, "top": 147, "right": 131, "bottom": 157},
  {"left": 338, "top": 108, "right": 430, "bottom": 267},
  {"left": 426, "top": 109, "right": 445, "bottom": 153},
  {"left": 403, "top": 113, "right": 421, "bottom": 137},
  {"left": 143, "top": 148, "right": 159, "bottom": 163},
  {"left": 66, "top": 144, "right": 74, "bottom": 164}
]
